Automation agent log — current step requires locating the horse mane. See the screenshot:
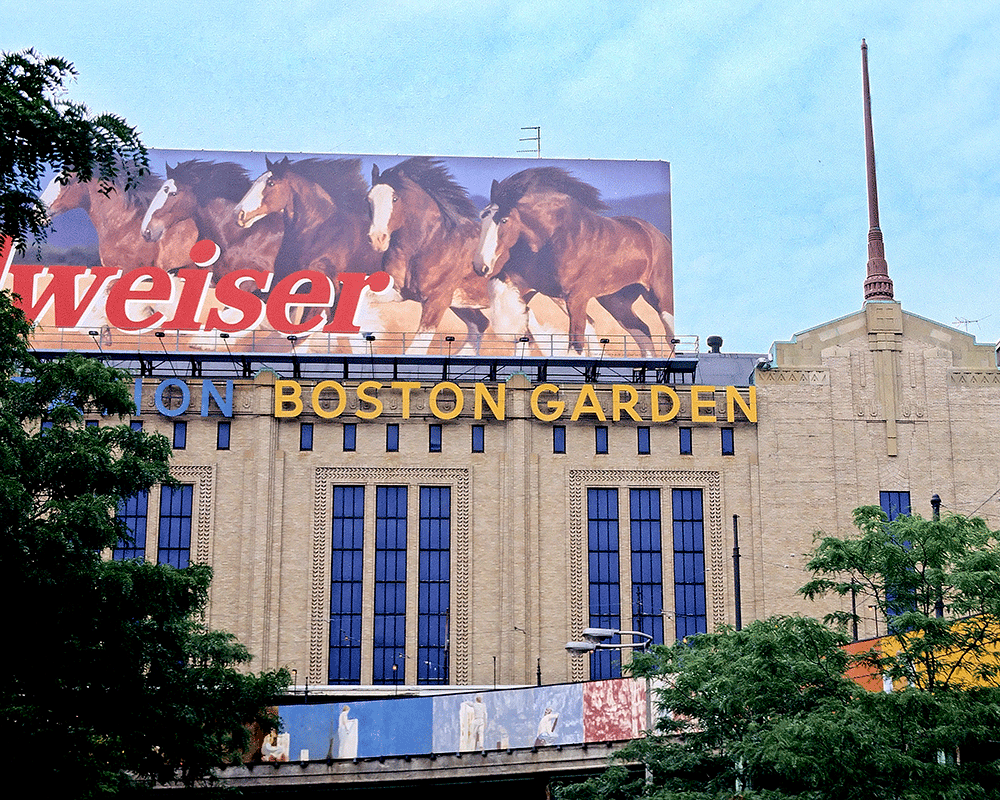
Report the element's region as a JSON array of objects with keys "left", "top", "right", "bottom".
[
  {"left": 270, "top": 157, "right": 369, "bottom": 216},
  {"left": 107, "top": 166, "right": 164, "bottom": 210},
  {"left": 493, "top": 167, "right": 608, "bottom": 215},
  {"left": 168, "top": 159, "right": 250, "bottom": 204},
  {"left": 374, "top": 157, "right": 478, "bottom": 229}
]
